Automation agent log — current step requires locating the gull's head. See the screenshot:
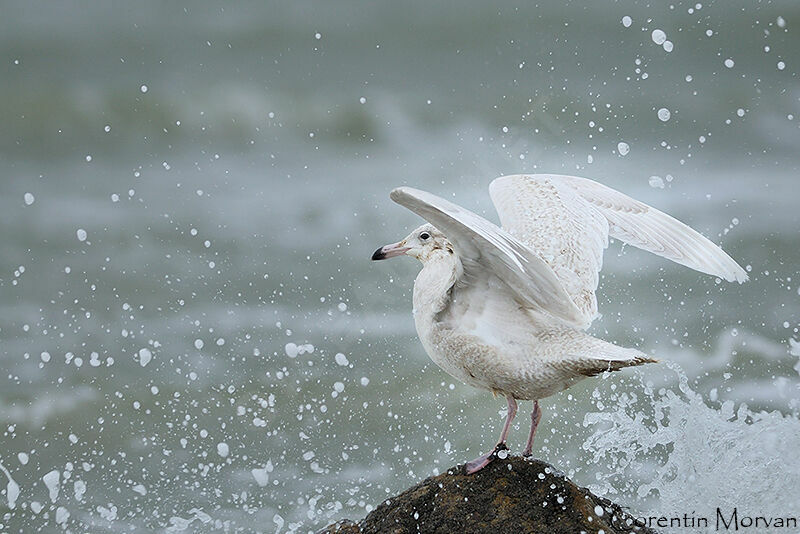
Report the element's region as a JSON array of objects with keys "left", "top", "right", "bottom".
[{"left": 371, "top": 224, "right": 452, "bottom": 264}]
